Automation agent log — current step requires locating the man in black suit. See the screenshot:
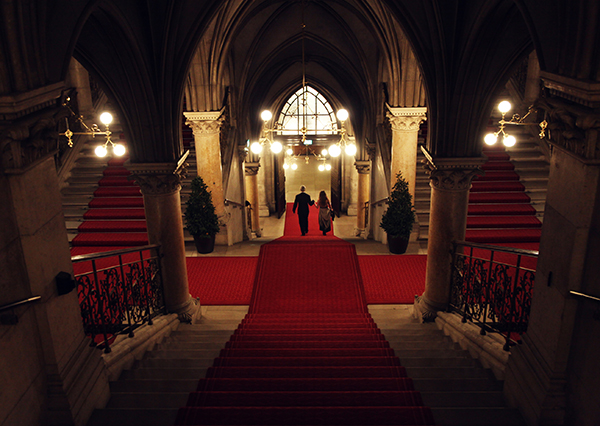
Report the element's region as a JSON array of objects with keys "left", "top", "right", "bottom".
[{"left": 292, "top": 185, "right": 314, "bottom": 236}]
